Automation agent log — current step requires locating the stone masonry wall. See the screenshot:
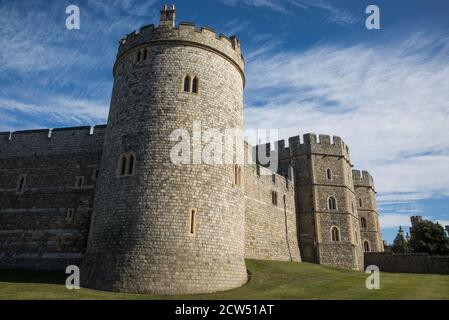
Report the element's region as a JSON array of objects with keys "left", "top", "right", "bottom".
[
  {"left": 0, "top": 126, "right": 105, "bottom": 269},
  {"left": 244, "top": 163, "right": 300, "bottom": 262},
  {"left": 256, "top": 134, "right": 364, "bottom": 270},
  {"left": 353, "top": 170, "right": 384, "bottom": 252},
  {"left": 82, "top": 16, "right": 248, "bottom": 295},
  {"left": 365, "top": 252, "right": 449, "bottom": 275}
]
